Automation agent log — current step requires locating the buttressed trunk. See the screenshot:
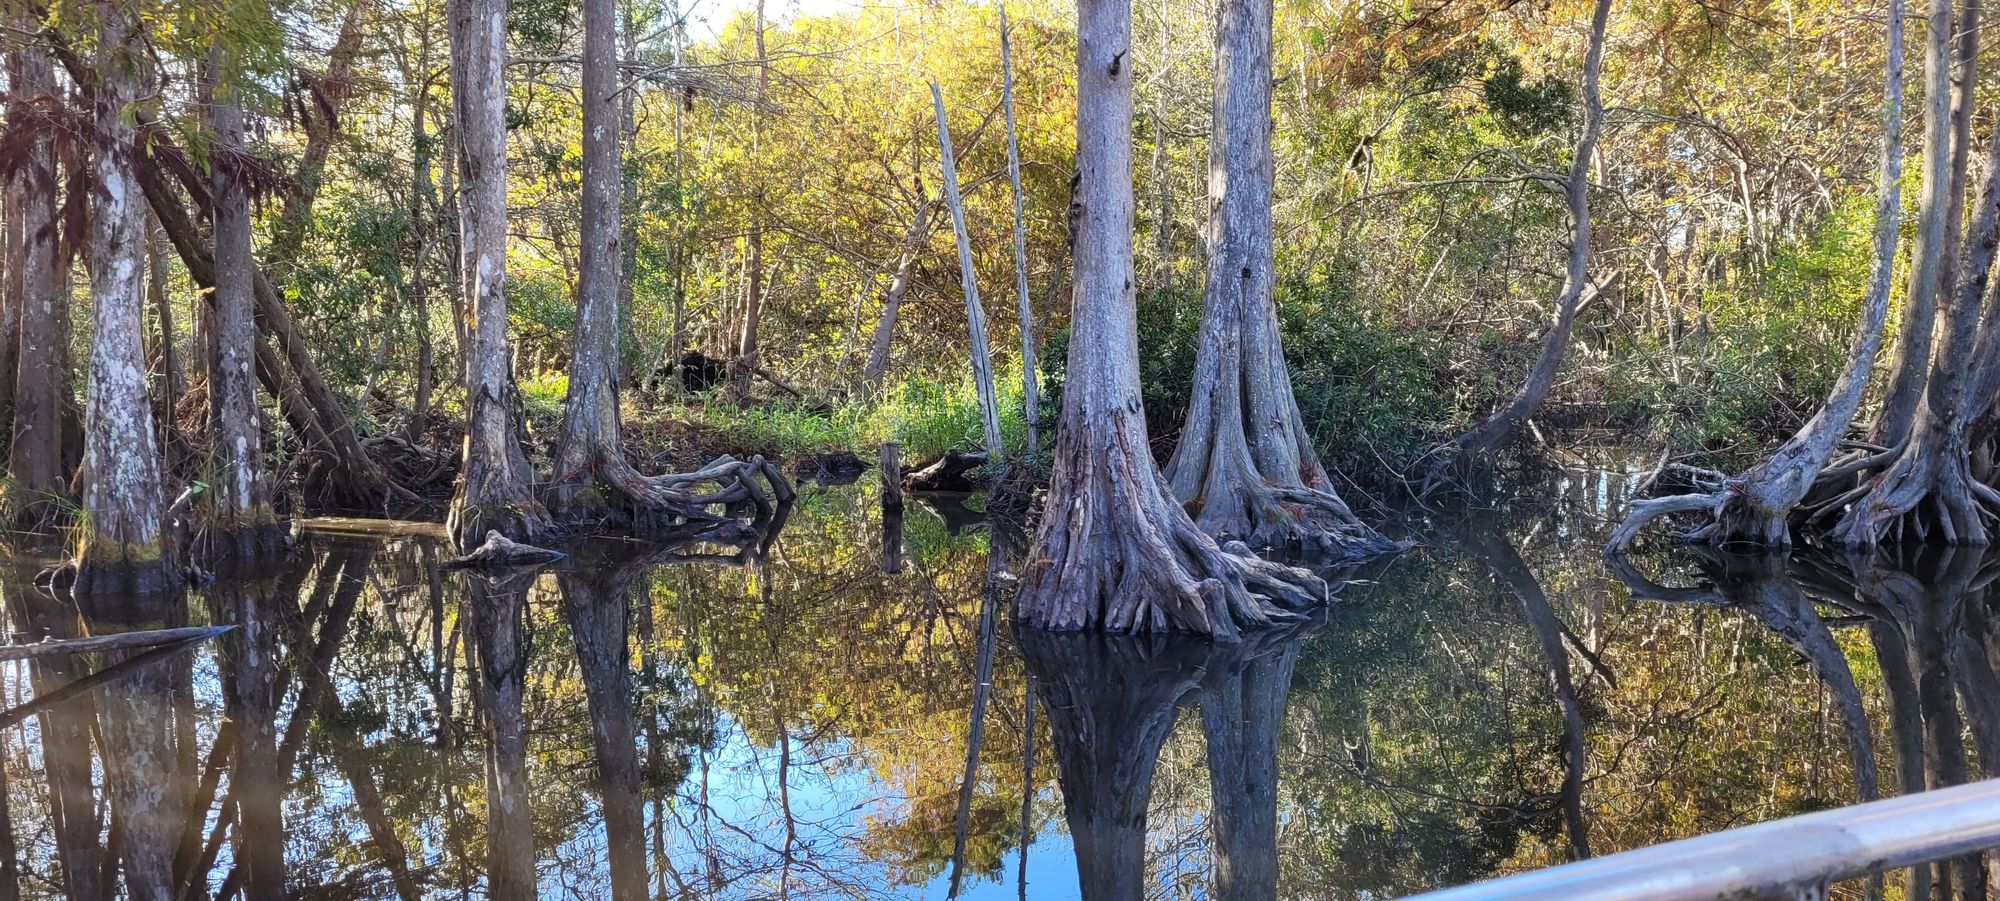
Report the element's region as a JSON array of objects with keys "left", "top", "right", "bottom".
[
  {"left": 447, "top": 0, "right": 550, "bottom": 549},
  {"left": 1017, "top": 0, "right": 1324, "bottom": 640},
  {"left": 76, "top": 0, "right": 176, "bottom": 596},
  {"left": 1164, "top": 0, "right": 1394, "bottom": 559}
]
